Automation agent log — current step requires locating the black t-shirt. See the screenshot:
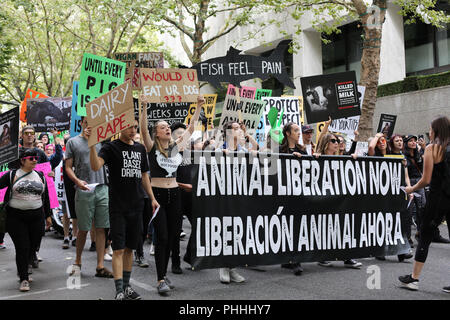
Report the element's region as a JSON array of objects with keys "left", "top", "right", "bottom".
[
  {"left": 176, "top": 156, "right": 193, "bottom": 184},
  {"left": 280, "top": 144, "right": 308, "bottom": 155},
  {"left": 98, "top": 139, "right": 149, "bottom": 213},
  {"left": 148, "top": 144, "right": 183, "bottom": 178}
]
